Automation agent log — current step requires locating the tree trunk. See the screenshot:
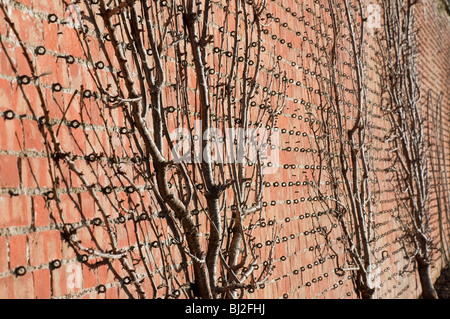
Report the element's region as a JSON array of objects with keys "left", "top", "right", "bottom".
[
  {"left": 357, "top": 272, "right": 375, "bottom": 299},
  {"left": 360, "top": 290, "right": 375, "bottom": 299},
  {"left": 417, "top": 258, "right": 439, "bottom": 299}
]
